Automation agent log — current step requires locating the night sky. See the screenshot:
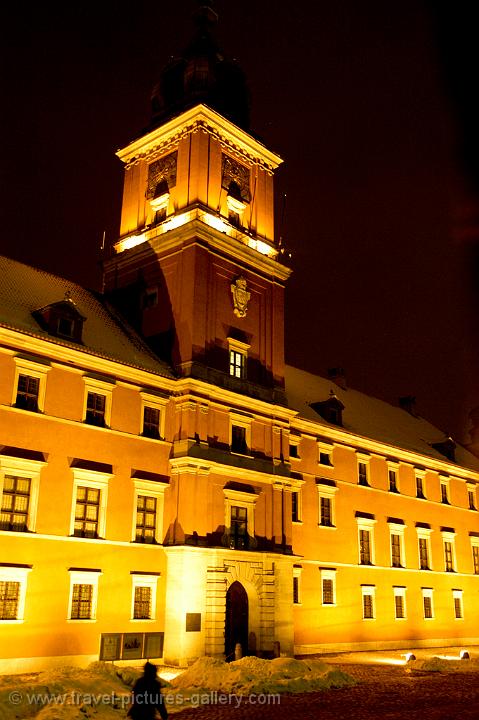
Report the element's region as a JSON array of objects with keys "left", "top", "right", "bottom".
[{"left": 2, "top": 1, "right": 479, "bottom": 445}]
